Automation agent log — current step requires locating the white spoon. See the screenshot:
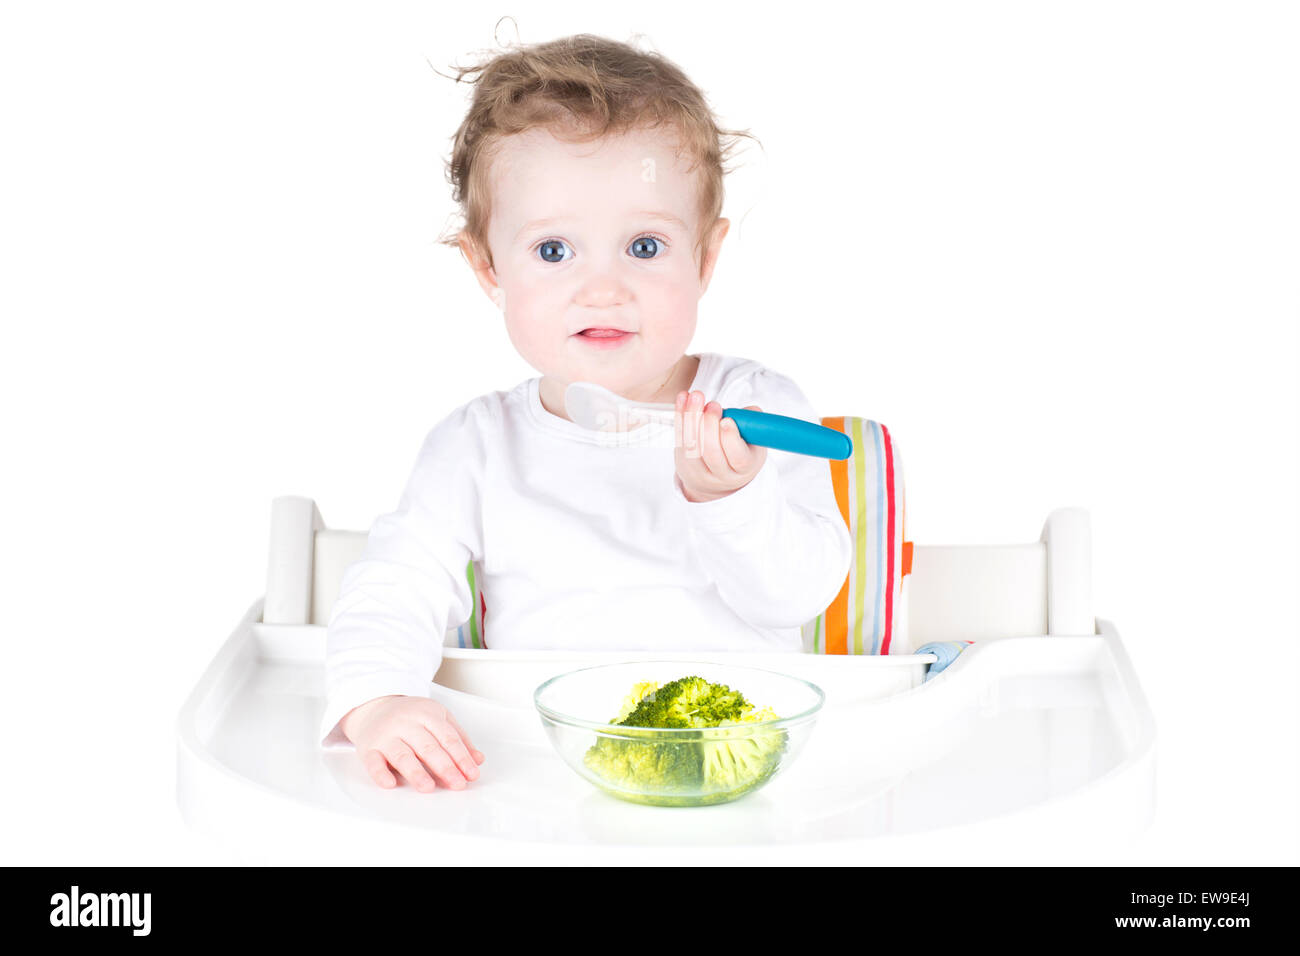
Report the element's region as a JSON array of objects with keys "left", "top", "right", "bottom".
[
  {"left": 564, "top": 381, "right": 675, "bottom": 432},
  {"left": 563, "top": 381, "right": 852, "bottom": 459}
]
